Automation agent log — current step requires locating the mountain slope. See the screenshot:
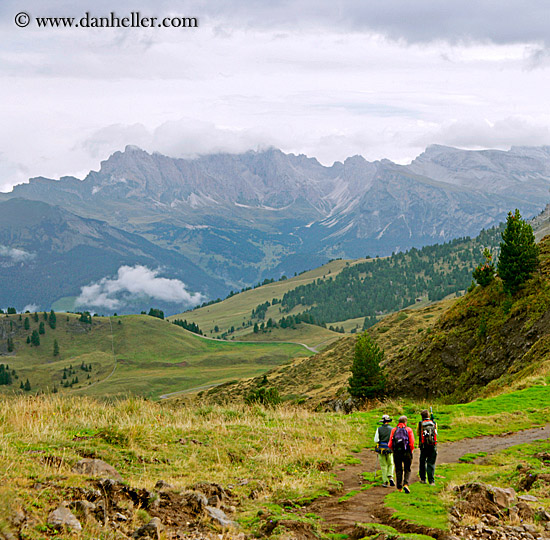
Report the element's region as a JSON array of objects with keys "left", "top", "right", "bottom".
[
  {"left": 0, "top": 198, "right": 226, "bottom": 312},
  {"left": 2, "top": 145, "right": 548, "bottom": 292},
  {"left": 0, "top": 312, "right": 310, "bottom": 399}
]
